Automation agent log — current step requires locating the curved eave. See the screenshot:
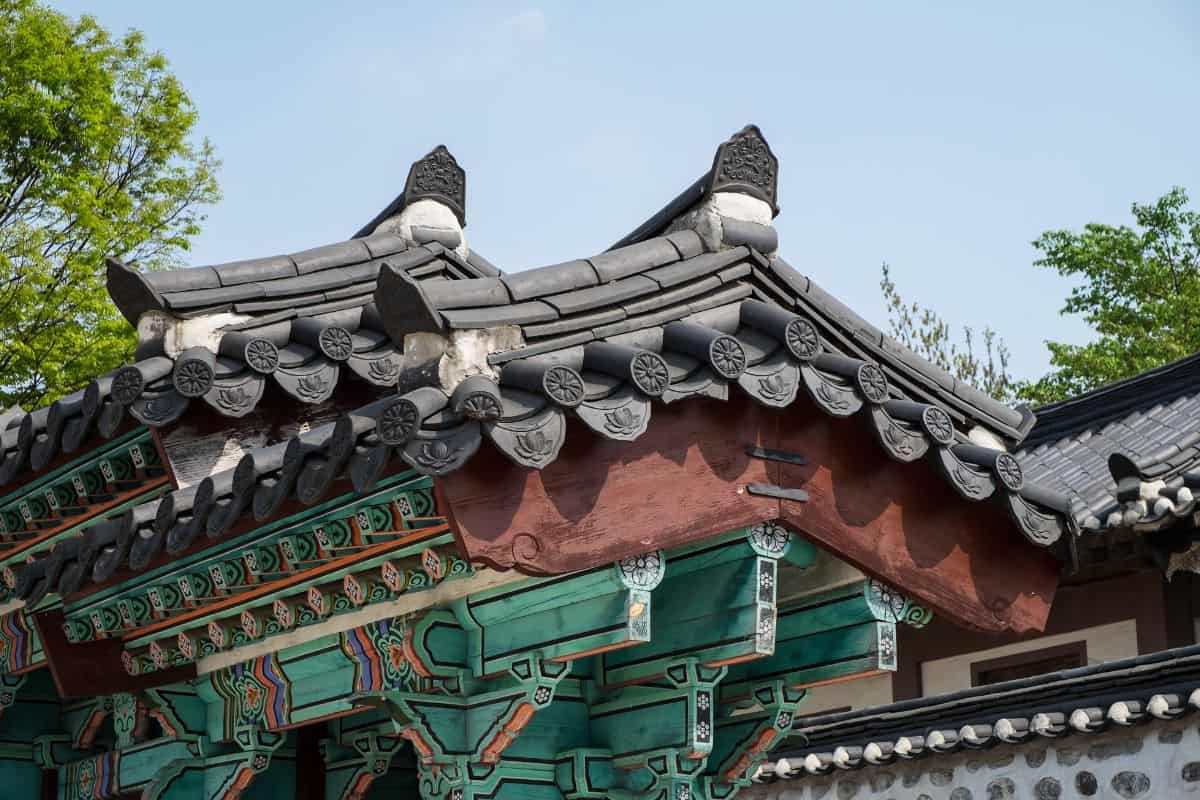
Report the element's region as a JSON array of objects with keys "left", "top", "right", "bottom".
[
  {"left": 11, "top": 302, "right": 1072, "bottom": 604},
  {"left": 0, "top": 241, "right": 506, "bottom": 492}
]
